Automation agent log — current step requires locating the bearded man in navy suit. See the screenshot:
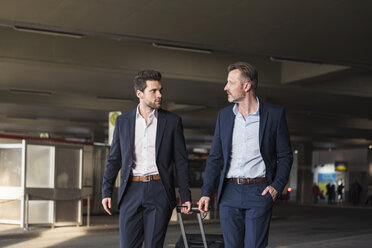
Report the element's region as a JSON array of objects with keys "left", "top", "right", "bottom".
[
  {"left": 102, "top": 70, "right": 192, "bottom": 248},
  {"left": 199, "top": 62, "right": 293, "bottom": 248}
]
